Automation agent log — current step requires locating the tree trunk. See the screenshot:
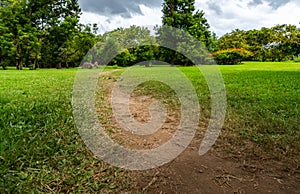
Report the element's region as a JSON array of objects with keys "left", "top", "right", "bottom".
[
  {"left": 16, "top": 58, "right": 23, "bottom": 70},
  {"left": 56, "top": 62, "right": 62, "bottom": 69},
  {"left": 16, "top": 44, "right": 23, "bottom": 70},
  {"left": 170, "top": 57, "right": 174, "bottom": 67},
  {"left": 33, "top": 50, "right": 39, "bottom": 69},
  {"left": 0, "top": 58, "right": 4, "bottom": 70}
]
